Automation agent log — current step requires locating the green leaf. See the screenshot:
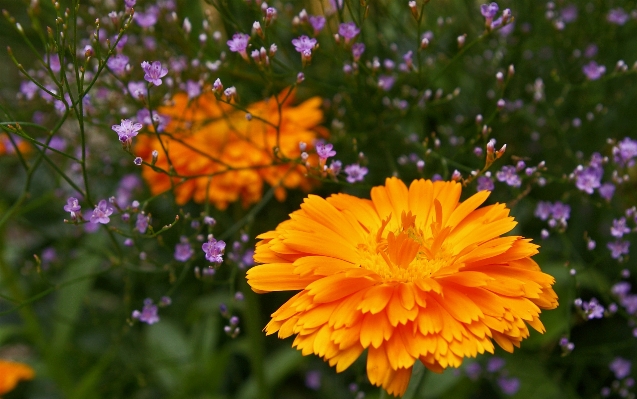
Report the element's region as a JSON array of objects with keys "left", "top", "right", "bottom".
[
  {"left": 504, "top": 352, "right": 578, "bottom": 399},
  {"left": 524, "top": 263, "right": 575, "bottom": 349},
  {"left": 0, "top": 324, "right": 21, "bottom": 345},
  {"left": 51, "top": 251, "right": 101, "bottom": 353},
  {"left": 235, "top": 347, "right": 305, "bottom": 399},
  {"left": 418, "top": 366, "right": 464, "bottom": 398},
  {"left": 145, "top": 319, "right": 193, "bottom": 391}
]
